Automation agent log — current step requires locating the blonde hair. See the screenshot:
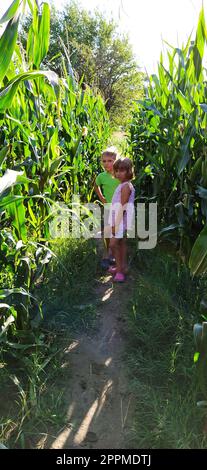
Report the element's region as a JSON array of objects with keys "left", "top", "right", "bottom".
[
  {"left": 101, "top": 146, "right": 119, "bottom": 160},
  {"left": 113, "top": 157, "right": 134, "bottom": 180}
]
